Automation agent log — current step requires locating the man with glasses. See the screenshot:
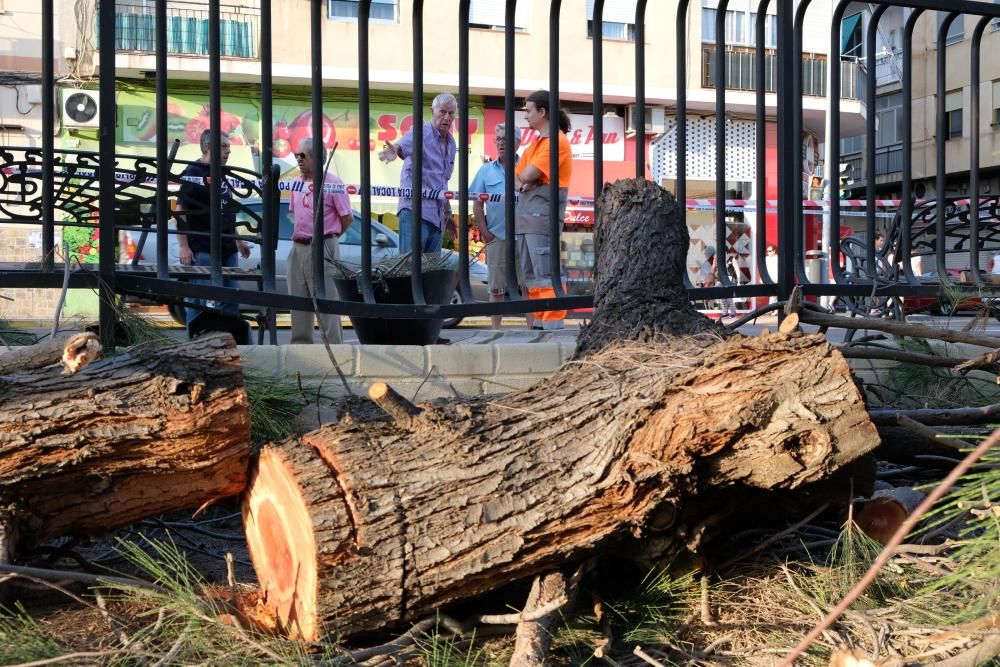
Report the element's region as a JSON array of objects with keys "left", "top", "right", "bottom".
[
  {"left": 470, "top": 123, "right": 520, "bottom": 329},
  {"left": 286, "top": 137, "right": 353, "bottom": 344},
  {"left": 379, "top": 93, "right": 458, "bottom": 255}
]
